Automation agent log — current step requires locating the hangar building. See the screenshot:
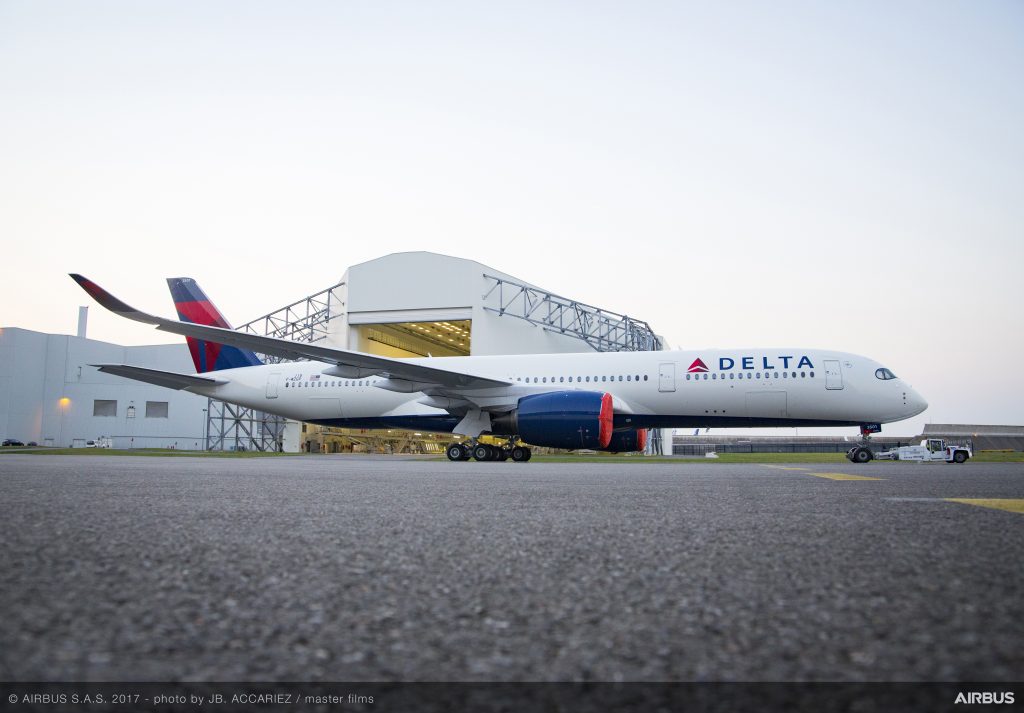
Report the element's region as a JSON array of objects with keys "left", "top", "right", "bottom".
[{"left": 1, "top": 252, "right": 665, "bottom": 453}]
